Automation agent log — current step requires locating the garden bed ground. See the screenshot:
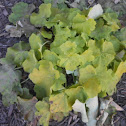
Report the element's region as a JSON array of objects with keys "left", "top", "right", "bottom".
[{"left": 0, "top": 0, "right": 126, "bottom": 126}]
